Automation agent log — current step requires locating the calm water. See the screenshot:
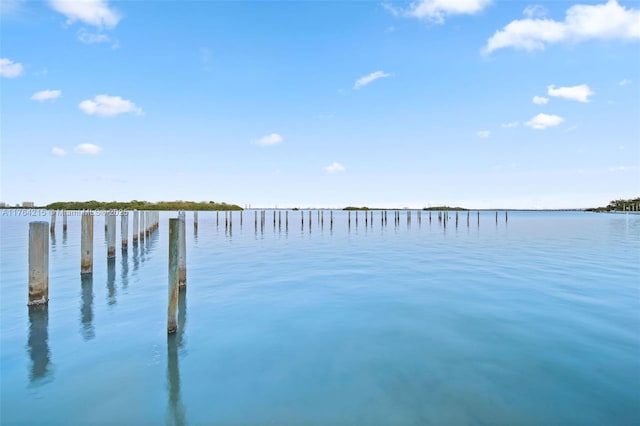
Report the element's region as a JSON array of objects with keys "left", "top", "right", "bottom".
[{"left": 1, "top": 210, "right": 639, "bottom": 425}]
